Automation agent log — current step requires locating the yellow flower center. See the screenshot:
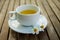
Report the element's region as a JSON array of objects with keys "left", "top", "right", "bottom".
[
  {"left": 40, "top": 25, "right": 44, "bottom": 28},
  {"left": 34, "top": 28, "right": 38, "bottom": 32}
]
